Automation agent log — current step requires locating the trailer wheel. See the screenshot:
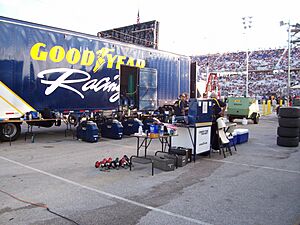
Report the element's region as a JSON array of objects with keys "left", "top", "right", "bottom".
[
  {"left": 68, "top": 114, "right": 78, "bottom": 126},
  {"left": 0, "top": 123, "right": 21, "bottom": 141},
  {"left": 277, "top": 136, "right": 299, "bottom": 147},
  {"left": 228, "top": 116, "right": 234, "bottom": 123},
  {"left": 251, "top": 113, "right": 259, "bottom": 124}
]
